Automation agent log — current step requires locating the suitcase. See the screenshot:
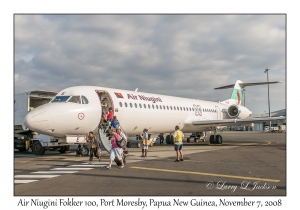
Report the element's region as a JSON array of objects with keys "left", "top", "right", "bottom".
[{"left": 114, "top": 153, "right": 126, "bottom": 166}]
